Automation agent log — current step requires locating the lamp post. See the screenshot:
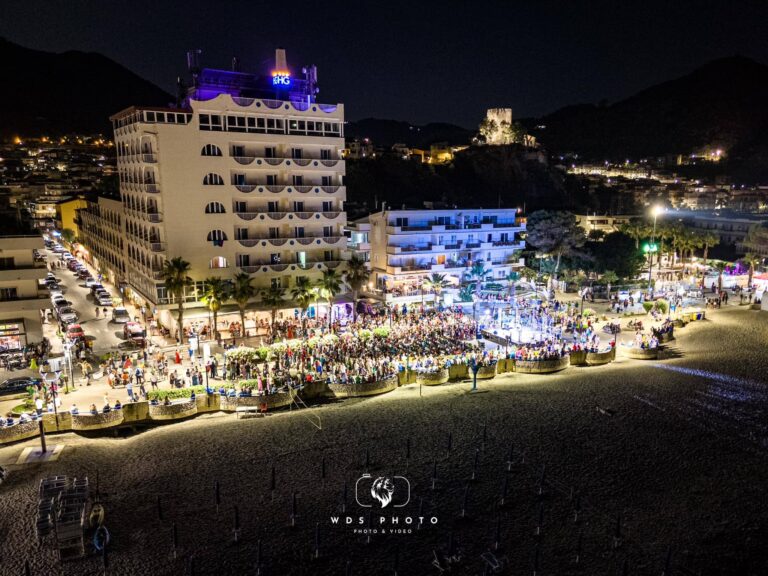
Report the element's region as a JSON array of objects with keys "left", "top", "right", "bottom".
[{"left": 647, "top": 205, "right": 663, "bottom": 294}]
